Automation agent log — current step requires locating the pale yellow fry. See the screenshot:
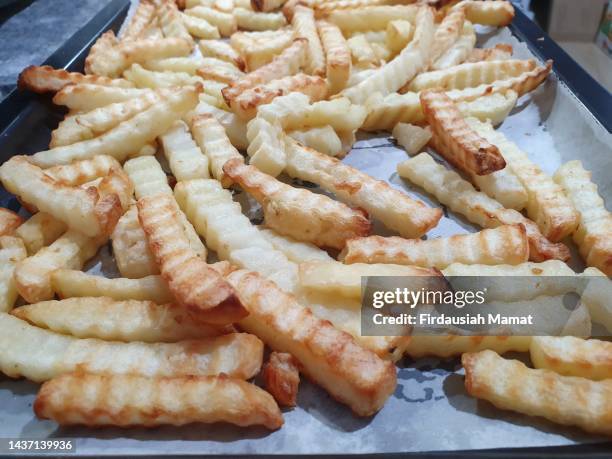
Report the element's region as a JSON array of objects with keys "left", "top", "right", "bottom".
[
  {"left": 463, "top": 350, "right": 612, "bottom": 436},
  {"left": 455, "top": 89, "right": 517, "bottom": 126},
  {"left": 12, "top": 297, "right": 230, "bottom": 342},
  {"left": 347, "top": 34, "right": 379, "bottom": 68},
  {"left": 222, "top": 38, "right": 305, "bottom": 101},
  {"left": 386, "top": 19, "right": 413, "bottom": 55},
  {"left": 292, "top": 5, "right": 325, "bottom": 76},
  {"left": 84, "top": 30, "right": 119, "bottom": 75},
  {"left": 0, "top": 313, "right": 263, "bottom": 382},
  {"left": 52, "top": 84, "right": 153, "bottom": 111},
  {"left": 252, "top": 0, "right": 286, "bottom": 12},
  {"left": 404, "top": 335, "right": 531, "bottom": 358},
  {"left": 223, "top": 159, "right": 370, "bottom": 250},
  {"left": 397, "top": 153, "right": 570, "bottom": 262},
  {"left": 580, "top": 267, "right": 612, "bottom": 333},
  {"left": 186, "top": 6, "right": 237, "bottom": 36},
  {"left": 246, "top": 117, "right": 286, "bottom": 177},
  {"left": 409, "top": 59, "right": 536, "bottom": 92},
  {"left": 340, "top": 7, "right": 434, "bottom": 103},
  {"left": 432, "top": 21, "right": 475, "bottom": 70},
  {"left": 285, "top": 137, "right": 442, "bottom": 238},
  {"left": 228, "top": 269, "right": 397, "bottom": 416},
  {"left": 392, "top": 123, "right": 431, "bottom": 156},
  {"left": 45, "top": 155, "right": 121, "bottom": 186},
  {"left": 298, "top": 260, "right": 438, "bottom": 299},
  {"left": 324, "top": 5, "right": 419, "bottom": 33},
  {"left": 18, "top": 65, "right": 133, "bottom": 94},
  {"left": 187, "top": 98, "right": 248, "bottom": 149},
  {"left": 469, "top": 118, "right": 578, "bottom": 242},
  {"left": 180, "top": 12, "right": 221, "bottom": 38},
  {"left": 530, "top": 336, "right": 612, "bottom": 381},
  {"left": 198, "top": 39, "right": 244, "bottom": 68},
  {"left": 35, "top": 373, "right": 282, "bottom": 429},
  {"left": 196, "top": 63, "right": 244, "bottom": 84},
  {"left": 160, "top": 120, "right": 210, "bottom": 181},
  {"left": 230, "top": 73, "right": 328, "bottom": 120},
  {"left": 49, "top": 115, "right": 91, "bottom": 149},
  {"left": 51, "top": 269, "right": 172, "bottom": 303},
  {"left": 14, "top": 213, "right": 66, "bottom": 255},
  {"left": 189, "top": 114, "right": 243, "bottom": 187},
  {"left": 554, "top": 161, "right": 612, "bottom": 276},
  {"left": 143, "top": 56, "right": 212, "bottom": 74},
  {"left": 456, "top": 0, "right": 515, "bottom": 27},
  {"left": 158, "top": 1, "right": 193, "bottom": 44},
  {"left": 234, "top": 7, "right": 286, "bottom": 30},
  {"left": 343, "top": 225, "right": 528, "bottom": 268},
  {"left": 0, "top": 157, "right": 122, "bottom": 238},
  {"left": 0, "top": 237, "right": 26, "bottom": 312},
  {"left": 121, "top": 0, "right": 156, "bottom": 41},
  {"left": 174, "top": 179, "right": 299, "bottom": 292},
  {"left": 124, "top": 64, "right": 204, "bottom": 89},
  {"left": 287, "top": 125, "right": 342, "bottom": 157},
  {"left": 32, "top": 86, "right": 199, "bottom": 167},
  {"left": 312, "top": 0, "right": 389, "bottom": 16},
  {"left": 430, "top": 7, "right": 464, "bottom": 62},
  {"left": 443, "top": 260, "right": 575, "bottom": 277},
  {"left": 0, "top": 208, "right": 22, "bottom": 237},
  {"left": 231, "top": 29, "right": 294, "bottom": 71},
  {"left": 14, "top": 230, "right": 103, "bottom": 303},
  {"left": 318, "top": 20, "right": 350, "bottom": 94},
  {"left": 111, "top": 205, "right": 159, "bottom": 279},
  {"left": 258, "top": 228, "right": 332, "bottom": 263}
]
